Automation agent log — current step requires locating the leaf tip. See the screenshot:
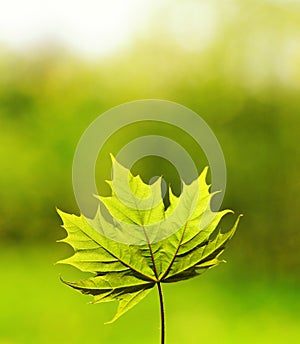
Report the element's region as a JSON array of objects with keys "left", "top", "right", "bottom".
[
  {"left": 104, "top": 319, "right": 115, "bottom": 325},
  {"left": 55, "top": 259, "right": 65, "bottom": 266},
  {"left": 236, "top": 214, "right": 244, "bottom": 224},
  {"left": 109, "top": 153, "right": 116, "bottom": 162},
  {"left": 59, "top": 275, "right": 74, "bottom": 288},
  {"left": 56, "top": 207, "right": 64, "bottom": 217},
  {"left": 203, "top": 165, "right": 209, "bottom": 174},
  {"left": 93, "top": 193, "right": 101, "bottom": 200}
]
